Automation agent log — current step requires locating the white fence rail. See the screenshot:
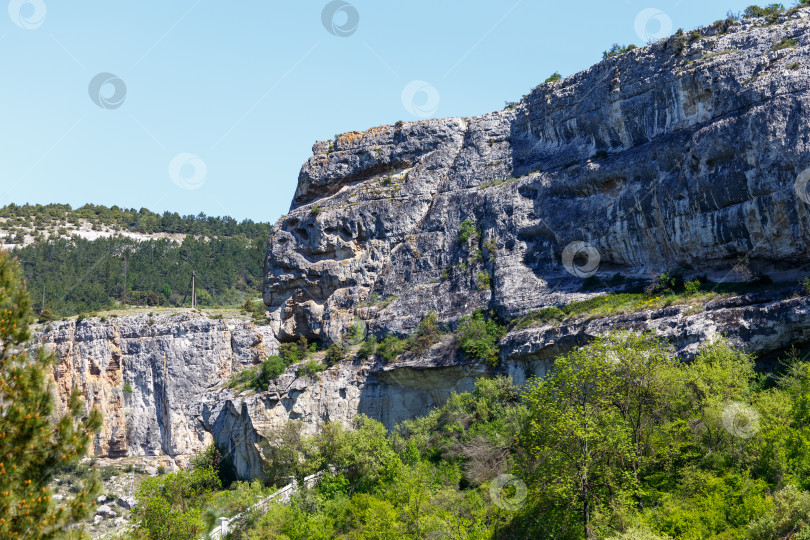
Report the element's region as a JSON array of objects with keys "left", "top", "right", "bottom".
[{"left": 207, "top": 470, "right": 327, "bottom": 539}]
